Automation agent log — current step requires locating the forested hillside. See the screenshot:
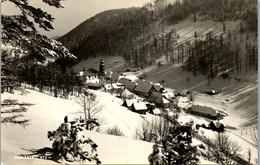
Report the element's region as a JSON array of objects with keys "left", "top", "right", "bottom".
[
  {"left": 58, "top": 0, "right": 257, "bottom": 76},
  {"left": 58, "top": 7, "right": 152, "bottom": 61}
]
